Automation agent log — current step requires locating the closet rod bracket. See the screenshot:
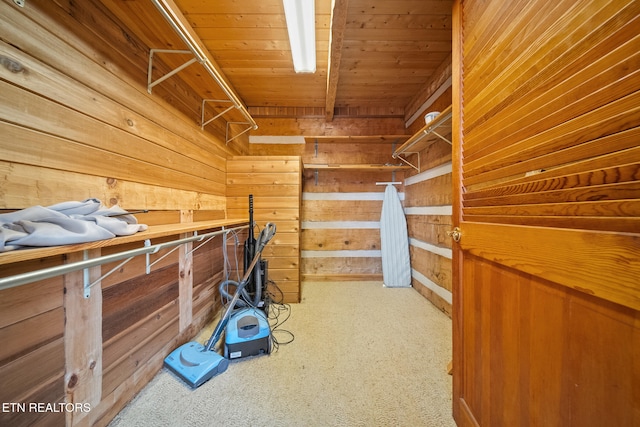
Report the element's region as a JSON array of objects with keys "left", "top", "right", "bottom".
[
  {"left": 201, "top": 99, "right": 234, "bottom": 130},
  {"left": 432, "top": 131, "right": 452, "bottom": 145},
  {"left": 394, "top": 152, "right": 420, "bottom": 171},
  {"left": 225, "top": 121, "right": 255, "bottom": 145},
  {"left": 147, "top": 49, "right": 196, "bottom": 94}
]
